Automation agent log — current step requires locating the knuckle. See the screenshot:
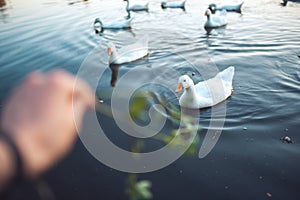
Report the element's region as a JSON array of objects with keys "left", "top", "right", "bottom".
[{"left": 48, "top": 70, "right": 66, "bottom": 85}]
